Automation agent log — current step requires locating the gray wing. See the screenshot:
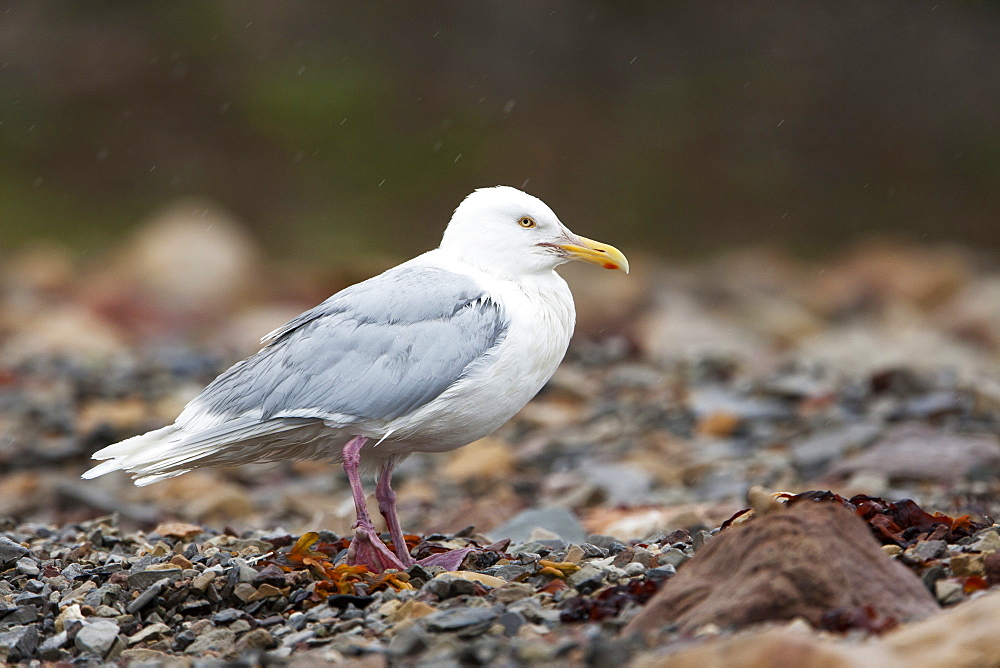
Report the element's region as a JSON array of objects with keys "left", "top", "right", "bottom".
[{"left": 181, "top": 265, "right": 508, "bottom": 426}]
